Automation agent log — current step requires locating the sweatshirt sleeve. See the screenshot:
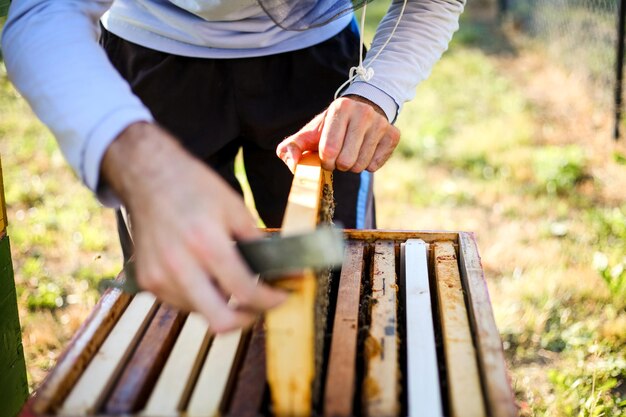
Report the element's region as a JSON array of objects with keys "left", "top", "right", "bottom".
[
  {"left": 342, "top": 0, "right": 466, "bottom": 123},
  {"left": 1, "top": 0, "right": 154, "bottom": 207}
]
